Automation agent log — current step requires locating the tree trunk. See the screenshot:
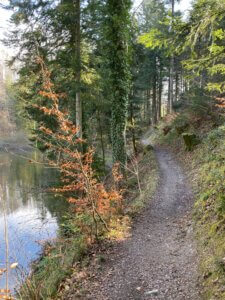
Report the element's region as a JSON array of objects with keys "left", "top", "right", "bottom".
[
  {"left": 181, "top": 68, "right": 184, "bottom": 93},
  {"left": 146, "top": 89, "right": 151, "bottom": 125},
  {"left": 97, "top": 110, "right": 106, "bottom": 168},
  {"left": 158, "top": 58, "right": 163, "bottom": 120},
  {"left": 167, "top": 76, "right": 170, "bottom": 113},
  {"left": 74, "top": 0, "right": 82, "bottom": 138},
  {"left": 169, "top": 60, "right": 174, "bottom": 113},
  {"left": 175, "top": 69, "right": 179, "bottom": 102},
  {"left": 130, "top": 96, "right": 137, "bottom": 156},
  {"left": 152, "top": 57, "right": 157, "bottom": 125},
  {"left": 107, "top": 0, "right": 132, "bottom": 166},
  {"left": 168, "top": 0, "right": 175, "bottom": 113}
]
